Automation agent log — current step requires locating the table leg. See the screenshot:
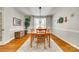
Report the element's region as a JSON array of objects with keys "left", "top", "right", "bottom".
[
  {"left": 49, "top": 34, "right": 50, "bottom": 48},
  {"left": 30, "top": 34, "right": 32, "bottom": 48},
  {"left": 44, "top": 38, "right": 46, "bottom": 49},
  {"left": 37, "top": 38, "right": 38, "bottom": 48}
]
